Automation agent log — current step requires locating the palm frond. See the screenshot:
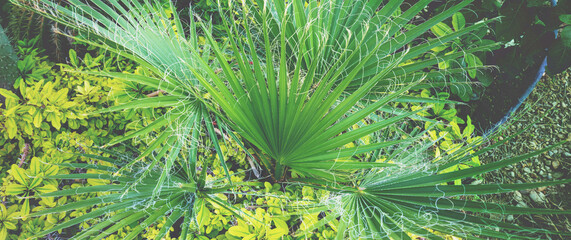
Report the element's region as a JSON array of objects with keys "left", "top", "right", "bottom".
[
  {"left": 298, "top": 138, "right": 570, "bottom": 239},
  {"left": 11, "top": 0, "right": 236, "bottom": 186},
  {"left": 32, "top": 149, "right": 242, "bottom": 239},
  {"left": 191, "top": 0, "right": 494, "bottom": 181}
]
